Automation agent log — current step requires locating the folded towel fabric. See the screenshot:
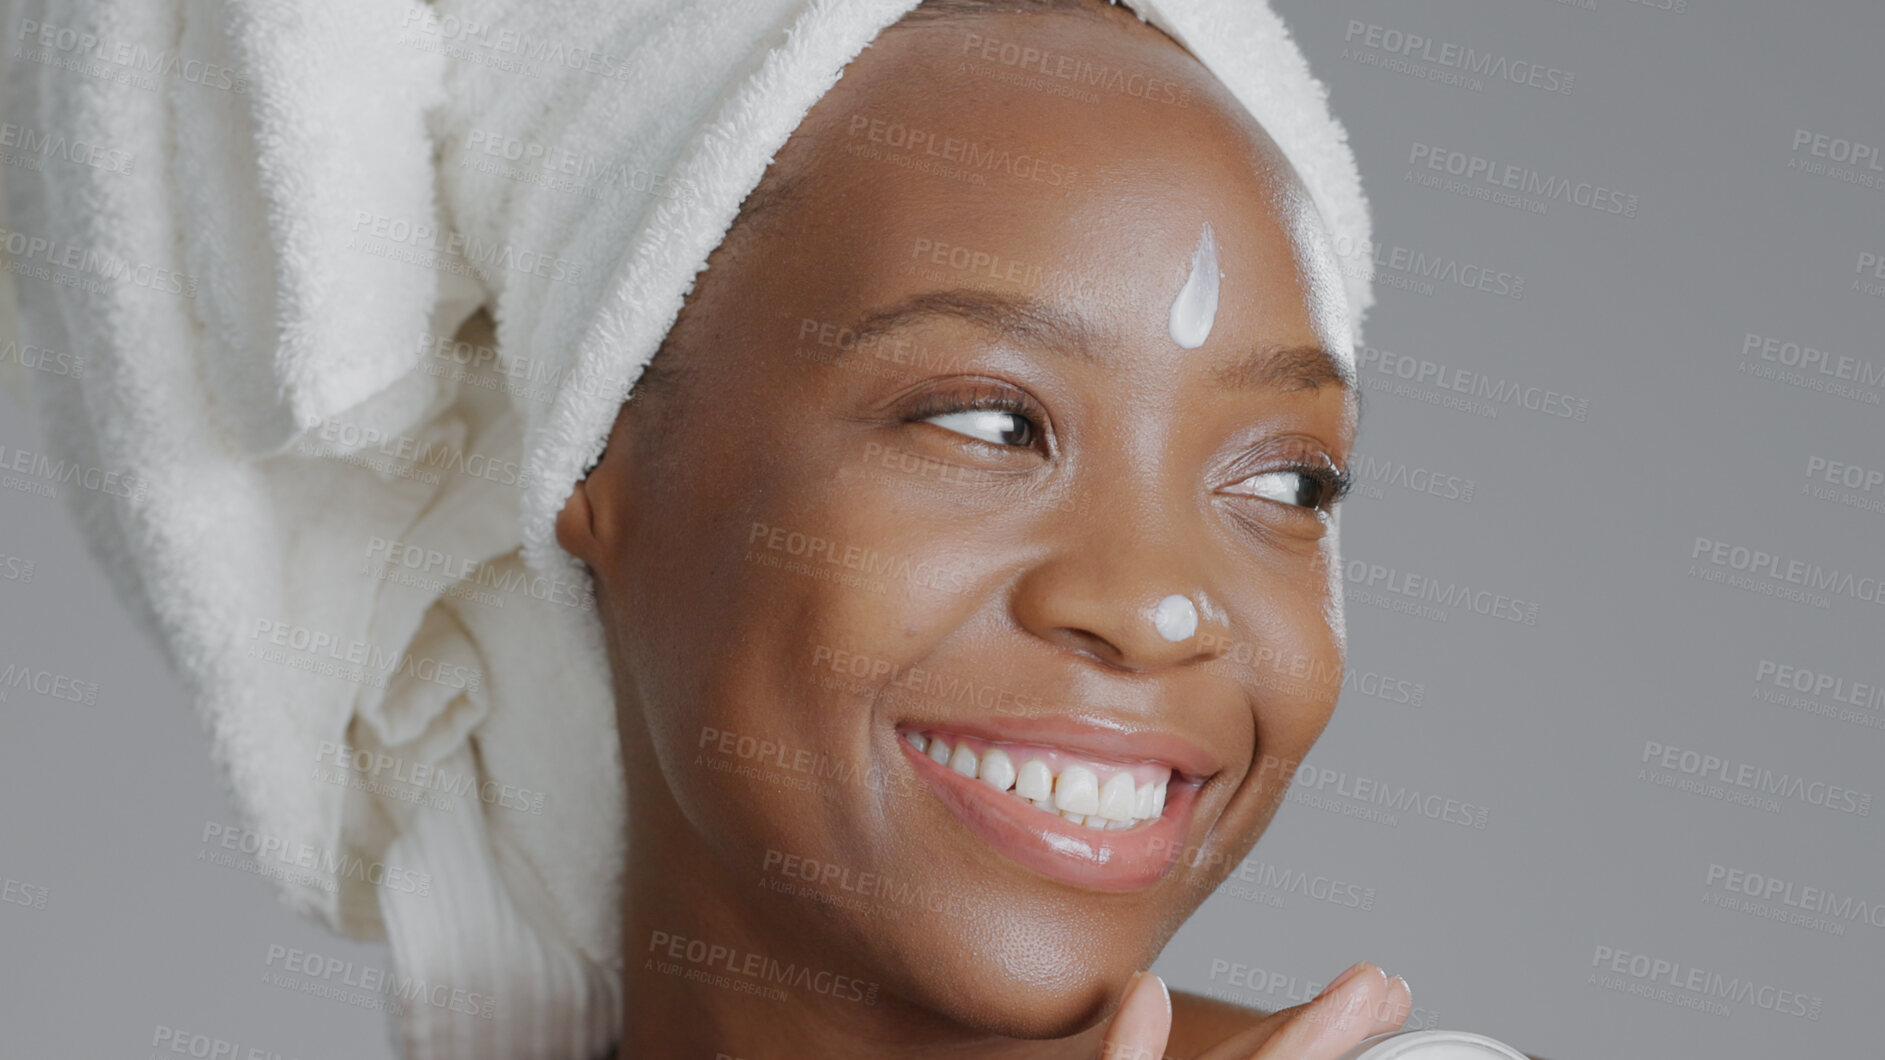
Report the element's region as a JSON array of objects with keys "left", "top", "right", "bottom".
[{"left": 0, "top": 1, "right": 1373, "bottom": 1056}]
